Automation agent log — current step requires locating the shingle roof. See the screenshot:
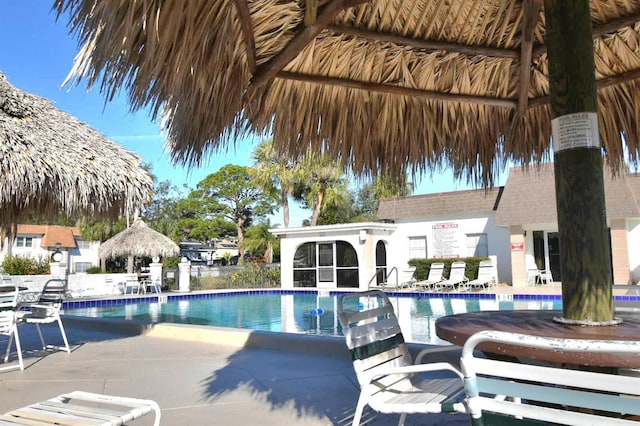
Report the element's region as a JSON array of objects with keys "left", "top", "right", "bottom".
[
  {"left": 494, "top": 164, "right": 640, "bottom": 226},
  {"left": 377, "top": 187, "right": 503, "bottom": 221}
]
